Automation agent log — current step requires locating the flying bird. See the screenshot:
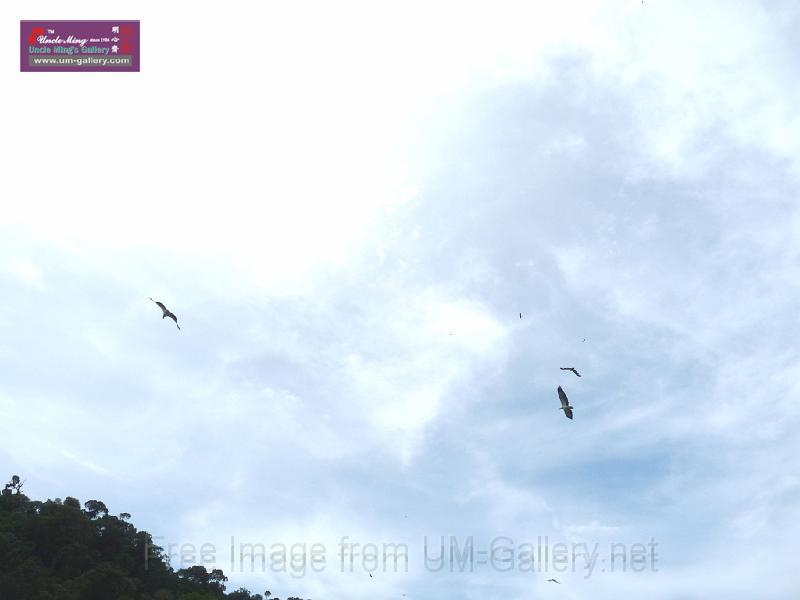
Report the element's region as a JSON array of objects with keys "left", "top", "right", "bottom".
[
  {"left": 560, "top": 367, "right": 581, "bottom": 377},
  {"left": 148, "top": 297, "right": 180, "bottom": 330},
  {"left": 519, "top": 312, "right": 522, "bottom": 319},
  {"left": 547, "top": 578, "right": 560, "bottom": 584},
  {"left": 557, "top": 386, "right": 574, "bottom": 419}
]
